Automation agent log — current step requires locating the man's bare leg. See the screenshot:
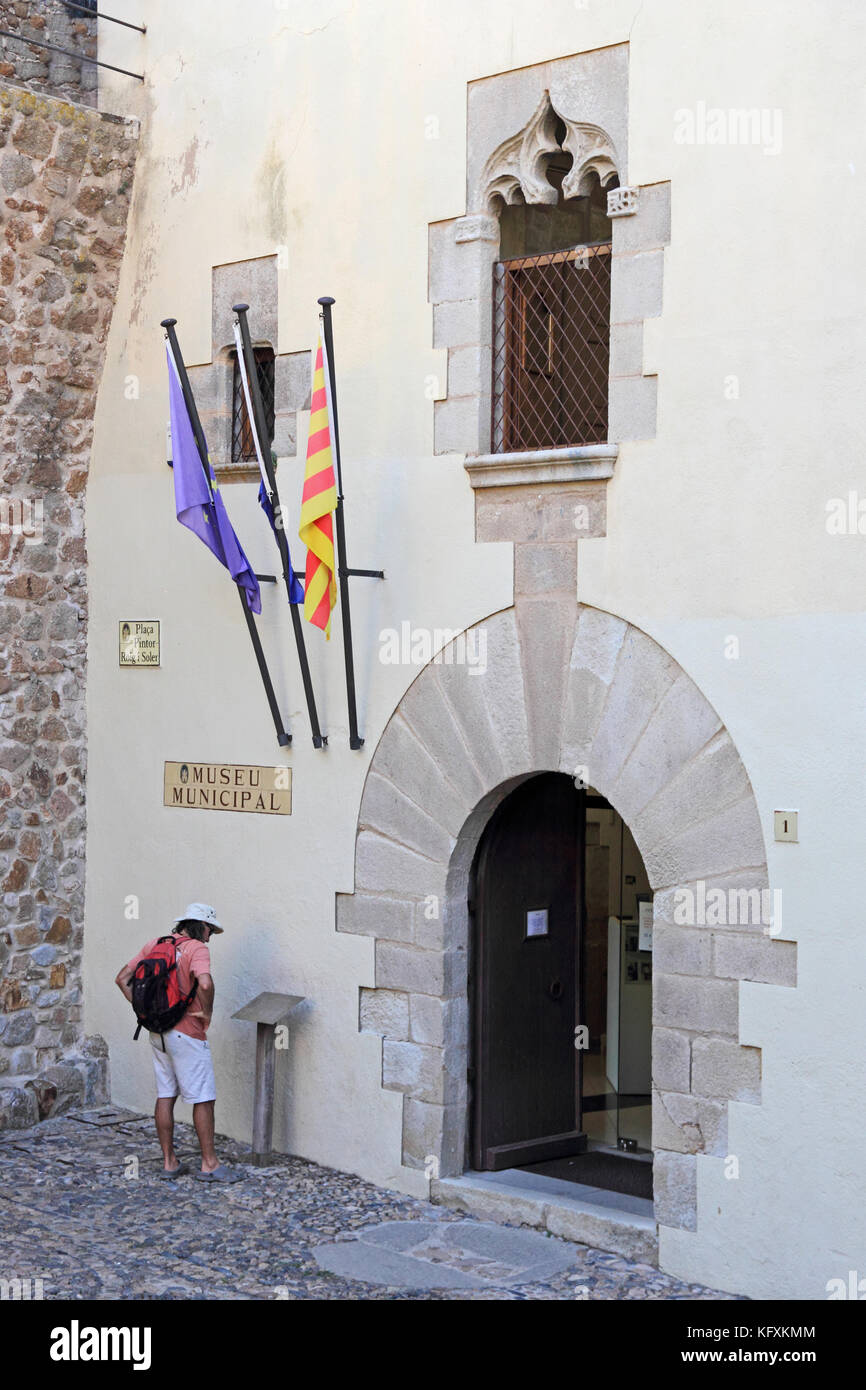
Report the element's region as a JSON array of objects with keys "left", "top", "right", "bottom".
[
  {"left": 193, "top": 1100, "right": 218, "bottom": 1172},
  {"left": 155, "top": 1096, "right": 180, "bottom": 1172}
]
